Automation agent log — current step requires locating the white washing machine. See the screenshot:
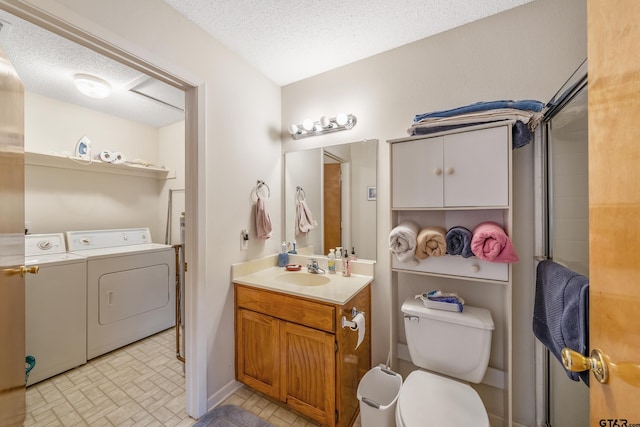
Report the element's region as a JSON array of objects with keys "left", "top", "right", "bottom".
[
  {"left": 66, "top": 228, "right": 176, "bottom": 360},
  {"left": 25, "top": 233, "right": 87, "bottom": 385}
]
